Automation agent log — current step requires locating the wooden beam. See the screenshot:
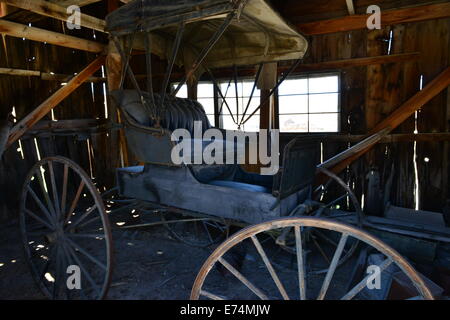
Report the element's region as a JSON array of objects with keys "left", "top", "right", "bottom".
[
  {"left": 53, "top": 0, "right": 103, "bottom": 7},
  {"left": 145, "top": 52, "right": 420, "bottom": 80},
  {"left": 6, "top": 55, "right": 106, "bottom": 147},
  {"left": 28, "top": 119, "right": 108, "bottom": 132},
  {"left": 291, "top": 52, "right": 420, "bottom": 72},
  {"left": 323, "top": 66, "right": 450, "bottom": 175},
  {"left": 3, "top": 0, "right": 105, "bottom": 32},
  {"left": 345, "top": 0, "right": 355, "bottom": 15},
  {"left": 0, "top": 18, "right": 105, "bottom": 52},
  {"left": 370, "top": 67, "right": 450, "bottom": 134},
  {"left": 0, "top": 67, "right": 105, "bottom": 82},
  {"left": 0, "top": 2, "right": 10, "bottom": 17},
  {"left": 107, "top": 0, "right": 120, "bottom": 13},
  {"left": 298, "top": 3, "right": 450, "bottom": 35},
  {"left": 296, "top": 133, "right": 450, "bottom": 143}
]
